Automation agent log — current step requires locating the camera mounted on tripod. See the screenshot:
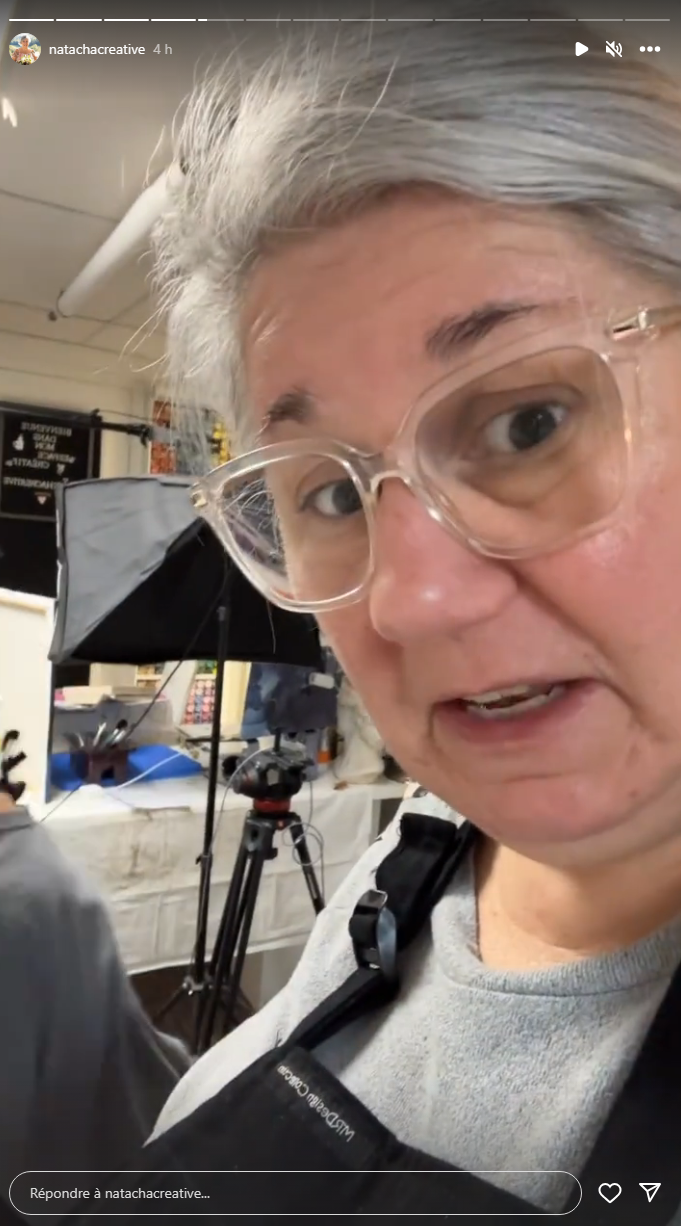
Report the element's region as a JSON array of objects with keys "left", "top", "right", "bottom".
[{"left": 231, "top": 747, "right": 306, "bottom": 807}]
